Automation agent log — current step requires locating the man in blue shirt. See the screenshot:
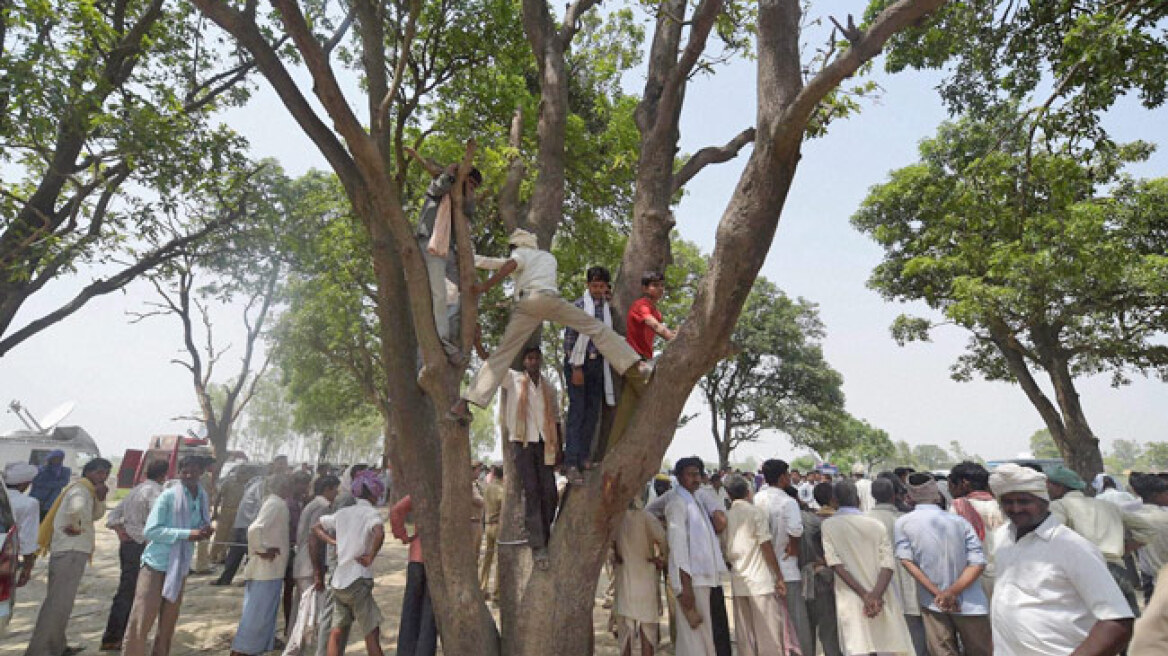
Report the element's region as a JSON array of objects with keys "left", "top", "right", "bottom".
[
  {"left": 894, "top": 473, "right": 991, "bottom": 656},
  {"left": 122, "top": 455, "right": 214, "bottom": 656}
]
